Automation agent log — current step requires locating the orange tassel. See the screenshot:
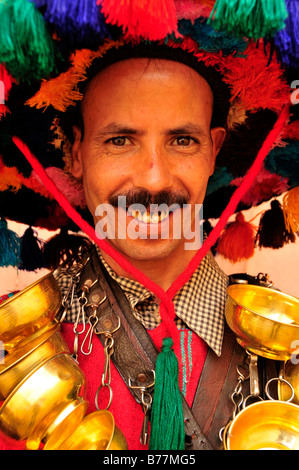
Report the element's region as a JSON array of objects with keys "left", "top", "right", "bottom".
[
  {"left": 216, "top": 212, "right": 256, "bottom": 262},
  {"left": 283, "top": 187, "right": 299, "bottom": 234},
  {"left": 26, "top": 40, "right": 123, "bottom": 111},
  {"left": 0, "top": 162, "right": 24, "bottom": 192}
]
